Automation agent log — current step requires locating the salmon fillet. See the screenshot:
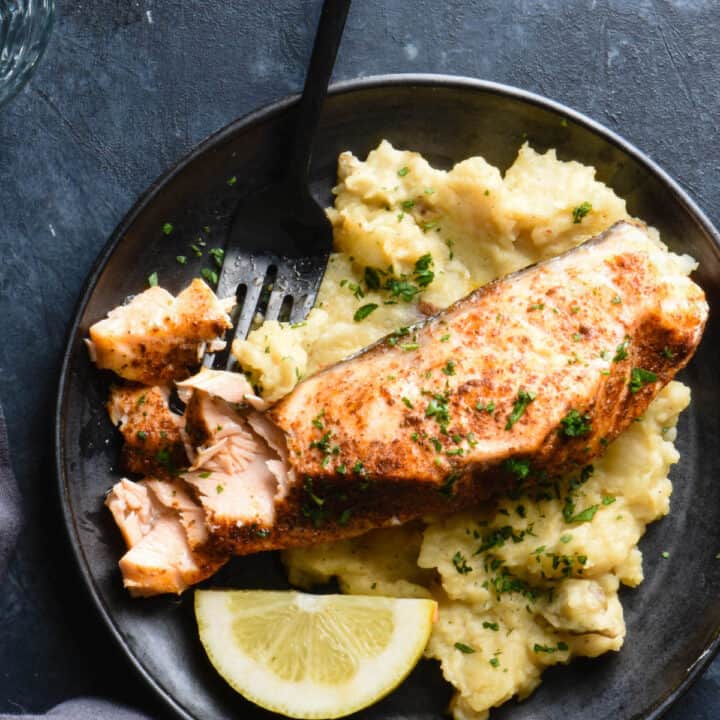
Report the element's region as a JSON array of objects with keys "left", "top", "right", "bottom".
[
  {"left": 87, "top": 279, "right": 233, "bottom": 384},
  {"left": 102, "top": 221, "right": 708, "bottom": 594},
  {"left": 204, "top": 221, "right": 708, "bottom": 554}
]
